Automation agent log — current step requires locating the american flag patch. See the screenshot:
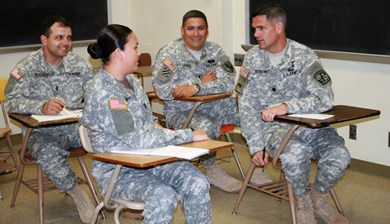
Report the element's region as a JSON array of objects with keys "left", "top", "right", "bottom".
[
  {"left": 11, "top": 68, "right": 24, "bottom": 79},
  {"left": 163, "top": 58, "right": 176, "bottom": 71},
  {"left": 109, "top": 99, "right": 128, "bottom": 110},
  {"left": 240, "top": 66, "right": 249, "bottom": 78}
]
